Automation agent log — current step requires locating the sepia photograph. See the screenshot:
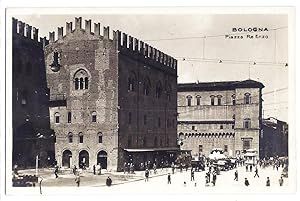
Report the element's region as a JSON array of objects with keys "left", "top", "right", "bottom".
[{"left": 3, "top": 6, "right": 296, "bottom": 197}]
